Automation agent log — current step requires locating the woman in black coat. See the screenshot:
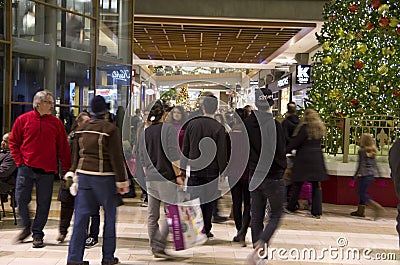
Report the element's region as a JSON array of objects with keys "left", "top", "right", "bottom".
[{"left": 286, "top": 109, "right": 328, "bottom": 218}]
